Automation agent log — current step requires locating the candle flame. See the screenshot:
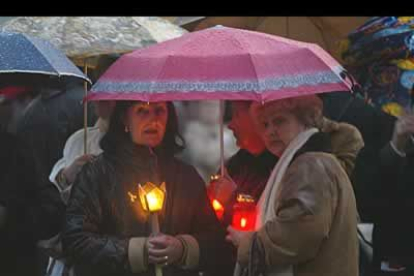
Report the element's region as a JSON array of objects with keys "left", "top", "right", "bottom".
[
  {"left": 240, "top": 217, "right": 247, "bottom": 228},
  {"left": 137, "top": 182, "right": 166, "bottom": 212},
  {"left": 212, "top": 199, "right": 224, "bottom": 211},
  {"left": 210, "top": 174, "right": 220, "bottom": 181},
  {"left": 145, "top": 192, "right": 160, "bottom": 210}
]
